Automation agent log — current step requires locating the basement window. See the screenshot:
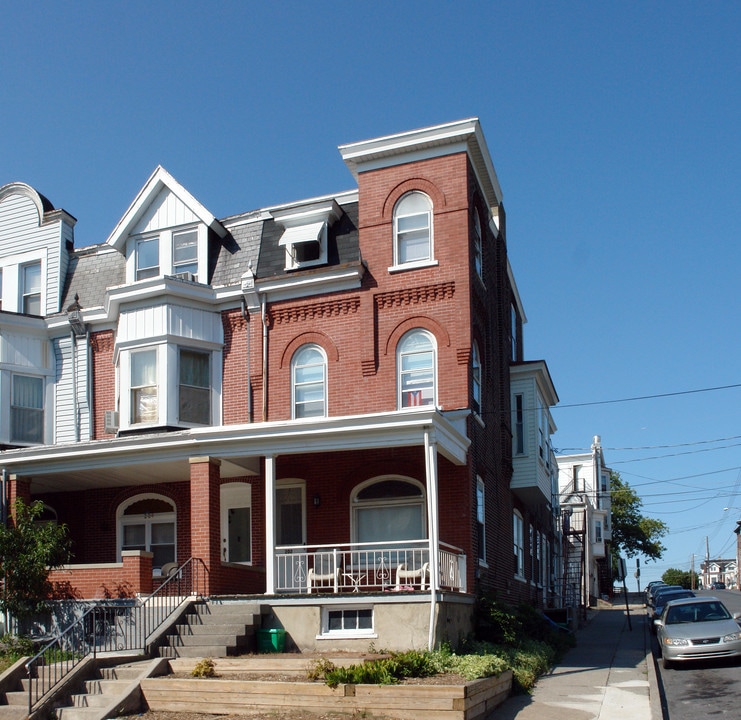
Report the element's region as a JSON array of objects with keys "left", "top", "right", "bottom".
[{"left": 319, "top": 606, "right": 375, "bottom": 639}]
